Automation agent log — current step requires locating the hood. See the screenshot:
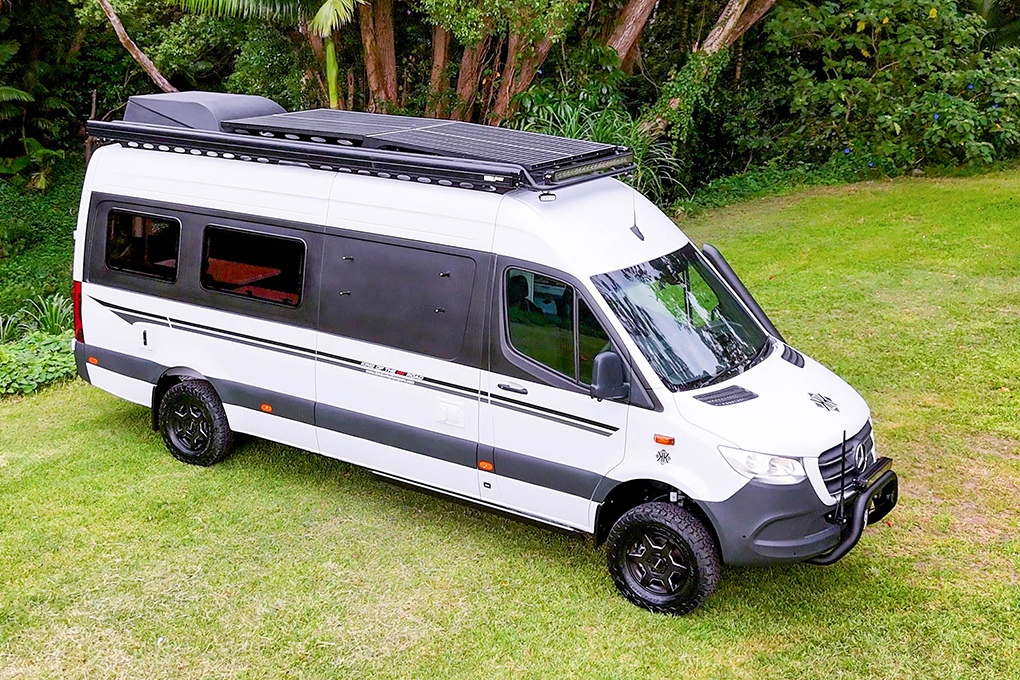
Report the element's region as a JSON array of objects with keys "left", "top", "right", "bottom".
[{"left": 673, "top": 343, "right": 870, "bottom": 459}]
